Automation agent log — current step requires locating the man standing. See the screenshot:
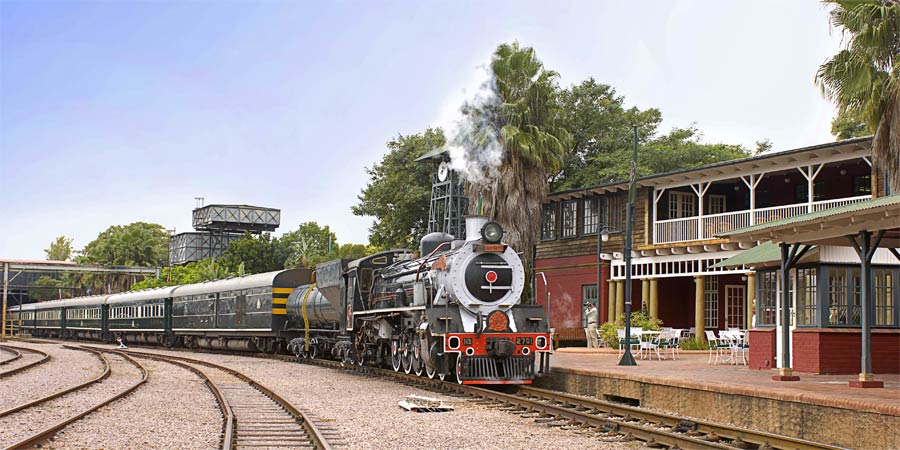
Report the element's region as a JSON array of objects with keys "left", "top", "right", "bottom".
[{"left": 584, "top": 302, "right": 599, "bottom": 348}]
